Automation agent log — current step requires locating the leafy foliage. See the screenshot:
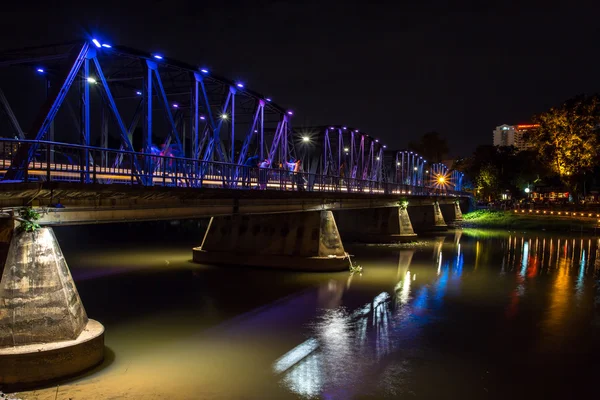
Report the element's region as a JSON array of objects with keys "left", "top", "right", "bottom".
[
  {"left": 529, "top": 94, "right": 600, "bottom": 188},
  {"left": 17, "top": 207, "right": 41, "bottom": 233}
]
